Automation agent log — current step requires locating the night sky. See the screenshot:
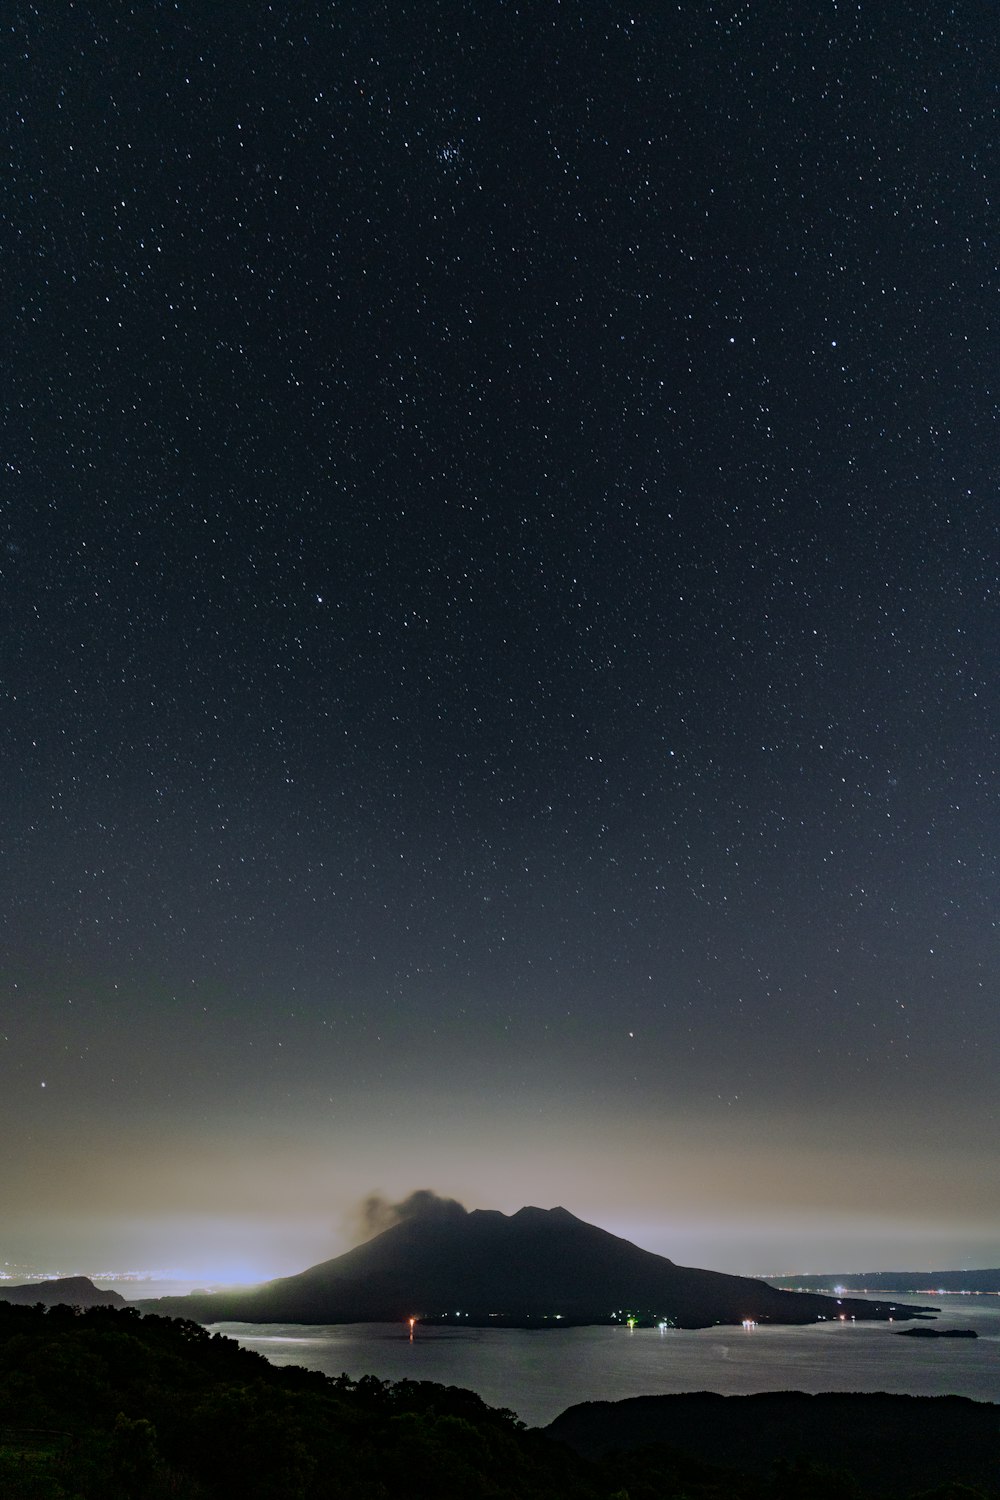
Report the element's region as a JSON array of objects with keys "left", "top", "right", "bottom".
[{"left": 3, "top": 3, "right": 997, "bottom": 1282}]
